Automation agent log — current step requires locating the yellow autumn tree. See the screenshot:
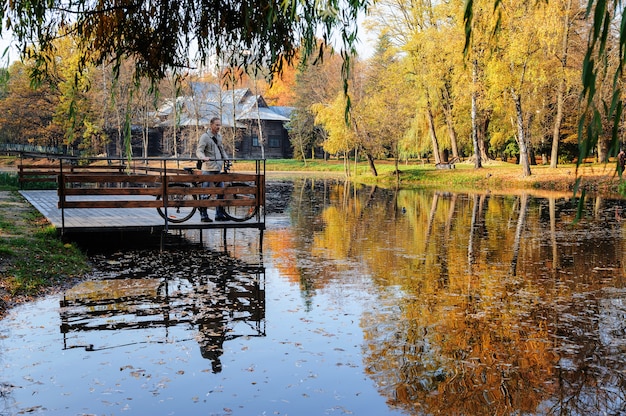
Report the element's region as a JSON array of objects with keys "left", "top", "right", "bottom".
[
  {"left": 482, "top": 0, "right": 560, "bottom": 176},
  {"left": 367, "top": 0, "right": 472, "bottom": 165},
  {"left": 312, "top": 94, "right": 358, "bottom": 174},
  {"left": 349, "top": 37, "right": 415, "bottom": 176}
]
